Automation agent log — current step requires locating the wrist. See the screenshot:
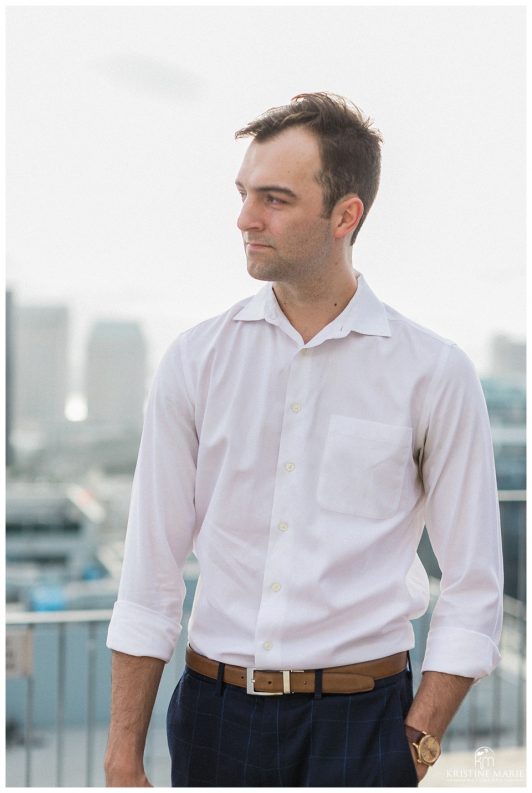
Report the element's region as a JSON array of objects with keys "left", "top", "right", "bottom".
[
  {"left": 104, "top": 749, "right": 145, "bottom": 775},
  {"left": 404, "top": 724, "right": 441, "bottom": 767}
]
